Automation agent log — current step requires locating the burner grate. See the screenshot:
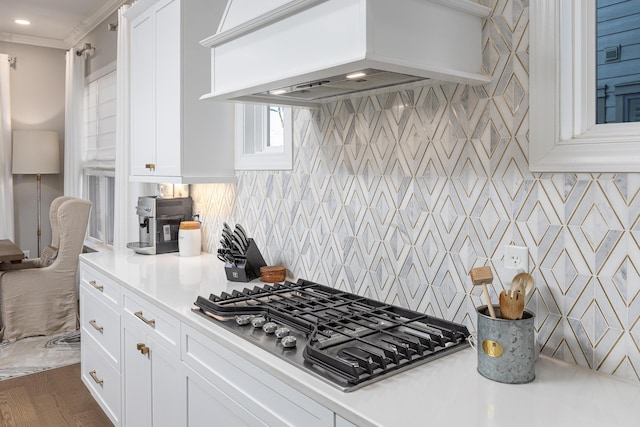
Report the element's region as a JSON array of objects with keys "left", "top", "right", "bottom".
[{"left": 193, "top": 278, "right": 470, "bottom": 390}]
